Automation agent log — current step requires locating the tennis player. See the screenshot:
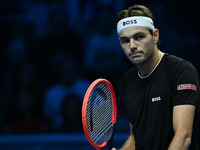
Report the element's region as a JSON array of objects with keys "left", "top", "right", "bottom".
[{"left": 112, "top": 5, "right": 200, "bottom": 150}]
